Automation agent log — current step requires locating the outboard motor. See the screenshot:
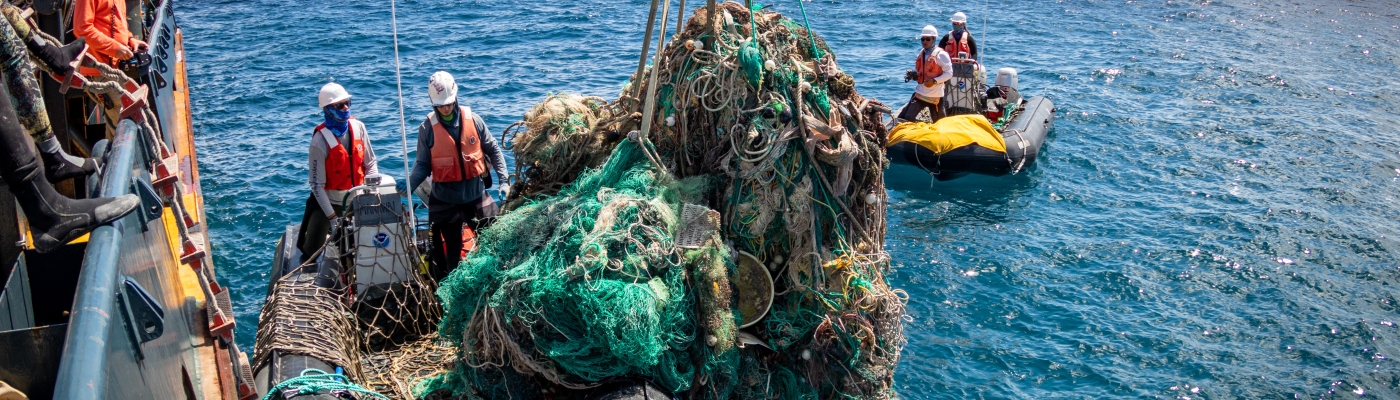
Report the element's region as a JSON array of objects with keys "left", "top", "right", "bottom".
[
  {"left": 995, "top": 67, "right": 1021, "bottom": 104},
  {"left": 985, "top": 67, "right": 1021, "bottom": 121},
  {"left": 943, "top": 55, "right": 986, "bottom": 116}
]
